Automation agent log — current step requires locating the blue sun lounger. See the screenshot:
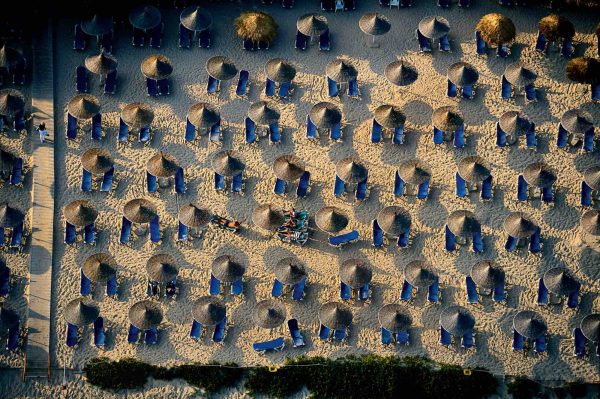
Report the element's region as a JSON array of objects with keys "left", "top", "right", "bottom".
[
  {"left": 6, "top": 324, "right": 19, "bottom": 350},
  {"left": 139, "top": 127, "right": 151, "bottom": 144},
  {"left": 106, "top": 275, "right": 117, "bottom": 297},
  {"left": 91, "top": 113, "right": 102, "bottom": 140},
  {"left": 199, "top": 29, "right": 211, "bottom": 48},
  {"left": 512, "top": 329, "right": 524, "bottom": 351},
  {"left": 245, "top": 117, "right": 256, "bottom": 144},
  {"left": 81, "top": 169, "right": 92, "bottom": 192},
  {"left": 537, "top": 278, "right": 549, "bottom": 305},
  {"left": 371, "top": 119, "right": 382, "bottom": 143},
  {"left": 145, "top": 328, "right": 158, "bottom": 345},
  {"left": 209, "top": 121, "right": 221, "bottom": 143},
  {"left": 231, "top": 279, "right": 243, "bottom": 296},
  {"left": 400, "top": 280, "right": 413, "bottom": 302},
  {"left": 76, "top": 66, "right": 88, "bottom": 93},
  {"left": 497, "top": 44, "right": 509, "bottom": 58},
  {"left": 104, "top": 70, "right": 117, "bottom": 95},
  {"left": 466, "top": 276, "right": 479, "bottom": 304},
  {"left": 273, "top": 178, "right": 286, "bottom": 195},
  {"left": 306, "top": 115, "right": 317, "bottom": 139},
  {"left": 292, "top": 279, "right": 305, "bottom": 301},
  {"left": 158, "top": 79, "right": 169, "bottom": 96},
  {"left": 583, "top": 128, "right": 595, "bottom": 152},
  {"left": 433, "top": 127, "right": 443, "bottom": 144},
  {"left": 573, "top": 328, "right": 586, "bottom": 357},
  {"left": 132, "top": 28, "right": 144, "bottom": 47},
  {"left": 501, "top": 75, "right": 512, "bottom": 99},
  {"left": 265, "top": 78, "right": 275, "bottom": 97},
  {"left": 496, "top": 123, "right": 507, "bottom": 147},
  {"left": 236, "top": 70, "right": 249, "bottom": 96},
  {"left": 447, "top": 80, "right": 457, "bottom": 98},
  {"left": 333, "top": 329, "right": 346, "bottom": 342},
  {"left": 150, "top": 216, "right": 161, "bottom": 244},
  {"left": 175, "top": 168, "right": 185, "bottom": 194},
  {"left": 481, "top": 175, "right": 493, "bottom": 201},
  {"left": 557, "top": 123, "right": 569, "bottom": 149},
  {"left": 492, "top": 279, "right": 505, "bottom": 302},
  {"left": 177, "top": 222, "right": 189, "bottom": 242},
  {"left": 288, "top": 319, "right": 305, "bottom": 347},
  {"left": 94, "top": 317, "right": 105, "bottom": 347},
  {"left": 330, "top": 122, "right": 342, "bottom": 141},
  {"left": 355, "top": 179, "right": 367, "bottom": 201},
  {"left": 428, "top": 277, "right": 440, "bottom": 303},
  {"left": 462, "top": 85, "right": 474, "bottom": 99},
  {"left": 348, "top": 79, "right": 359, "bottom": 97},
  {"left": 269, "top": 122, "right": 281, "bottom": 143},
  {"left": 190, "top": 320, "right": 202, "bottom": 340},
  {"left": 119, "top": 217, "right": 132, "bottom": 245},
  {"left": 319, "top": 29, "right": 330, "bottom": 51},
  {"left": 9, "top": 222, "right": 23, "bottom": 251},
  {"left": 439, "top": 326, "right": 451, "bottom": 347},
  {"left": 445, "top": 225, "right": 456, "bottom": 251},
  {"left": 150, "top": 24, "right": 163, "bottom": 49},
  {"left": 461, "top": 331, "right": 474, "bottom": 349},
  {"left": 147, "top": 172, "right": 157, "bottom": 193},
  {"left": 334, "top": 175, "right": 345, "bottom": 197},
  {"left": 66, "top": 113, "right": 78, "bottom": 139},
  {"left": 397, "top": 227, "right": 410, "bottom": 248},
  {"left": 178, "top": 24, "right": 191, "bottom": 48},
  {"left": 212, "top": 317, "right": 226, "bottom": 343},
  {"left": 329, "top": 230, "right": 359, "bottom": 247},
  {"left": 535, "top": 31, "right": 547, "bottom": 53},
  {"left": 327, "top": 77, "right": 338, "bottom": 98},
  {"left": 581, "top": 181, "right": 593, "bottom": 206},
  {"left": 64, "top": 222, "right": 76, "bottom": 245},
  {"left": 253, "top": 337, "right": 285, "bottom": 353},
  {"left": 100, "top": 167, "right": 113, "bottom": 192},
  {"left": 358, "top": 283, "right": 370, "bottom": 301},
  {"left": 74, "top": 24, "right": 86, "bottom": 50},
  {"left": 567, "top": 286, "right": 580, "bottom": 309},
  {"left": 0, "top": 267, "right": 9, "bottom": 297},
  {"left": 319, "top": 324, "right": 331, "bottom": 340},
  {"left": 84, "top": 223, "right": 95, "bottom": 245},
  {"left": 529, "top": 227, "right": 541, "bottom": 254},
  {"left": 214, "top": 173, "right": 225, "bottom": 192},
  {"left": 534, "top": 335, "right": 546, "bottom": 353},
  {"left": 394, "top": 171, "right": 405, "bottom": 197},
  {"left": 417, "top": 29, "right": 432, "bottom": 52},
  {"left": 340, "top": 281, "right": 351, "bottom": 300},
  {"left": 66, "top": 323, "right": 79, "bottom": 347},
  {"left": 146, "top": 78, "right": 158, "bottom": 97},
  {"left": 453, "top": 126, "right": 465, "bottom": 148},
  {"left": 118, "top": 118, "right": 129, "bottom": 143},
  {"left": 381, "top": 327, "right": 393, "bottom": 346},
  {"left": 393, "top": 125, "right": 404, "bottom": 145},
  {"left": 505, "top": 235, "right": 518, "bottom": 252},
  {"left": 128, "top": 324, "right": 140, "bottom": 344},
  {"left": 592, "top": 84, "right": 600, "bottom": 102},
  {"left": 278, "top": 82, "right": 291, "bottom": 98},
  {"left": 207, "top": 76, "right": 219, "bottom": 94},
  {"left": 475, "top": 31, "right": 487, "bottom": 55},
  {"left": 80, "top": 269, "right": 91, "bottom": 295},
  {"left": 541, "top": 186, "right": 553, "bottom": 204},
  {"left": 525, "top": 85, "right": 536, "bottom": 102},
  {"left": 295, "top": 31, "right": 308, "bottom": 50},
  {"left": 371, "top": 219, "right": 384, "bottom": 248},
  {"left": 560, "top": 39, "right": 574, "bottom": 58},
  {"left": 439, "top": 35, "right": 450, "bottom": 52},
  {"left": 516, "top": 175, "right": 528, "bottom": 202},
  {"left": 472, "top": 231, "right": 484, "bottom": 253},
  {"left": 271, "top": 279, "right": 284, "bottom": 298},
  {"left": 296, "top": 171, "right": 310, "bottom": 198},
  {"left": 209, "top": 274, "right": 220, "bottom": 296}
]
